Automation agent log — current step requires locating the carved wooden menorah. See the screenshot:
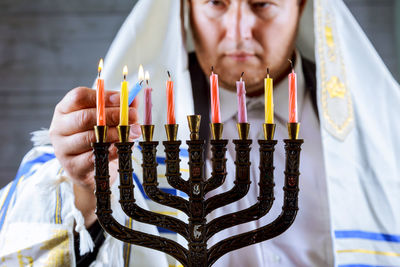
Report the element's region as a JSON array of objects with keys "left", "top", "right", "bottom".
[{"left": 92, "top": 115, "right": 303, "bottom": 267}]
